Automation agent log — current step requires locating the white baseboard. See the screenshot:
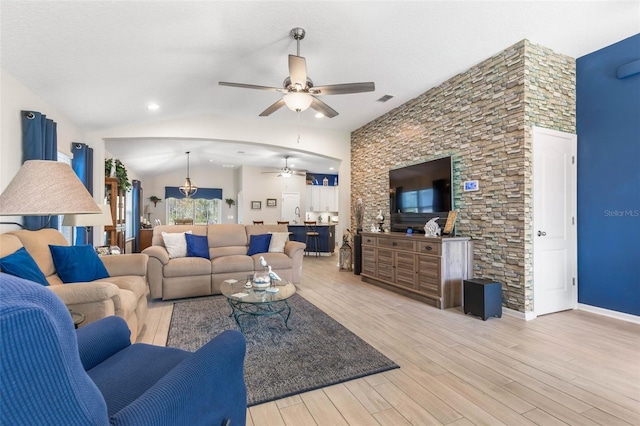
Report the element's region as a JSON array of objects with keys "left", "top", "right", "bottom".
[
  {"left": 578, "top": 303, "right": 640, "bottom": 324},
  {"left": 502, "top": 305, "right": 639, "bottom": 324},
  {"left": 503, "top": 307, "right": 537, "bottom": 321}
]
